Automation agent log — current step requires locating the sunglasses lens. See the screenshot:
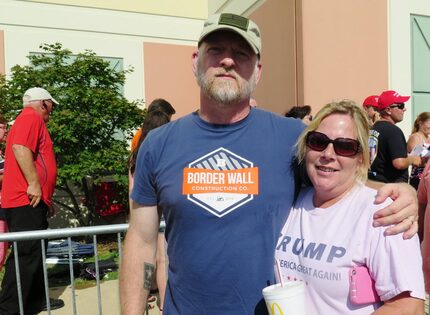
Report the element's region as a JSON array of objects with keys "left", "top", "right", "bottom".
[
  {"left": 333, "top": 139, "right": 359, "bottom": 156},
  {"left": 306, "top": 131, "right": 360, "bottom": 157},
  {"left": 306, "top": 132, "right": 329, "bottom": 151}
]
